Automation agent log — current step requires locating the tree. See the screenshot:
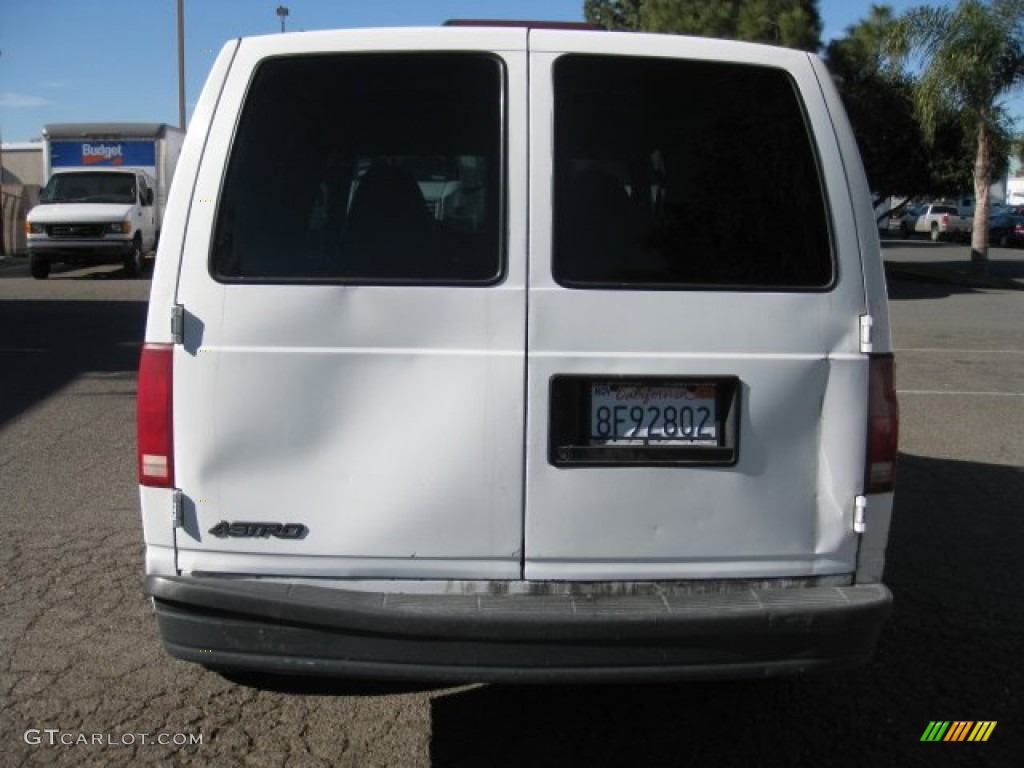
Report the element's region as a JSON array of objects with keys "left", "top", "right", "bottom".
[
  {"left": 583, "top": 0, "right": 823, "bottom": 51},
  {"left": 826, "top": 5, "right": 979, "bottom": 205},
  {"left": 639, "top": 0, "right": 739, "bottom": 39},
  {"left": 826, "top": 6, "right": 929, "bottom": 204},
  {"left": 583, "top": 0, "right": 643, "bottom": 30},
  {"left": 888, "top": 0, "right": 1024, "bottom": 271},
  {"left": 735, "top": 0, "right": 822, "bottom": 51}
]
